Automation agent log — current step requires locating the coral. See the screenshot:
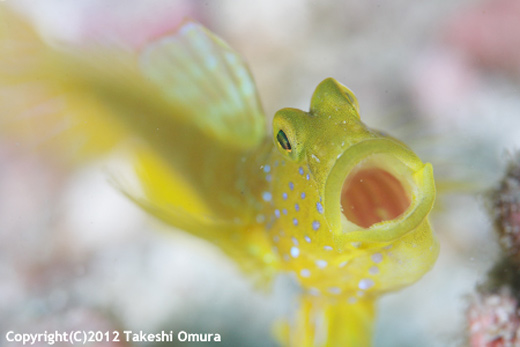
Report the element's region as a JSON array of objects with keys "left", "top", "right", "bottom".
[
  {"left": 468, "top": 289, "right": 520, "bottom": 347},
  {"left": 468, "top": 153, "right": 520, "bottom": 346},
  {"left": 489, "top": 153, "right": 520, "bottom": 265}
]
